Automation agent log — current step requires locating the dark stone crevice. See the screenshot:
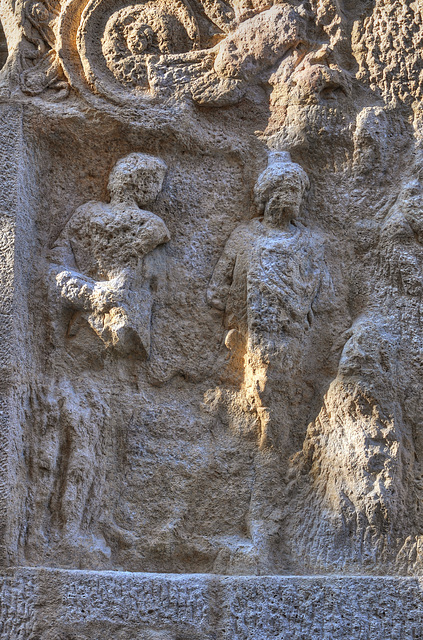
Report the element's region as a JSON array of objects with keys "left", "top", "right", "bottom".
[{"left": 0, "top": 22, "right": 7, "bottom": 70}]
